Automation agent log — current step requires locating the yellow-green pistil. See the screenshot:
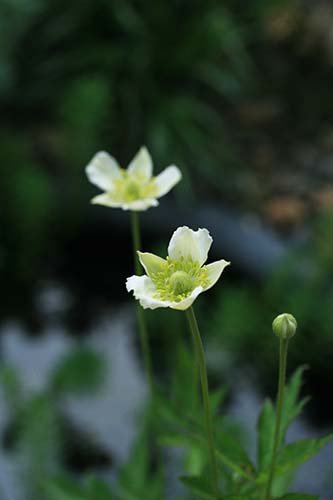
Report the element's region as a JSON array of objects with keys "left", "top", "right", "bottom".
[
  {"left": 151, "top": 257, "right": 209, "bottom": 302},
  {"left": 110, "top": 170, "right": 157, "bottom": 202}
]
